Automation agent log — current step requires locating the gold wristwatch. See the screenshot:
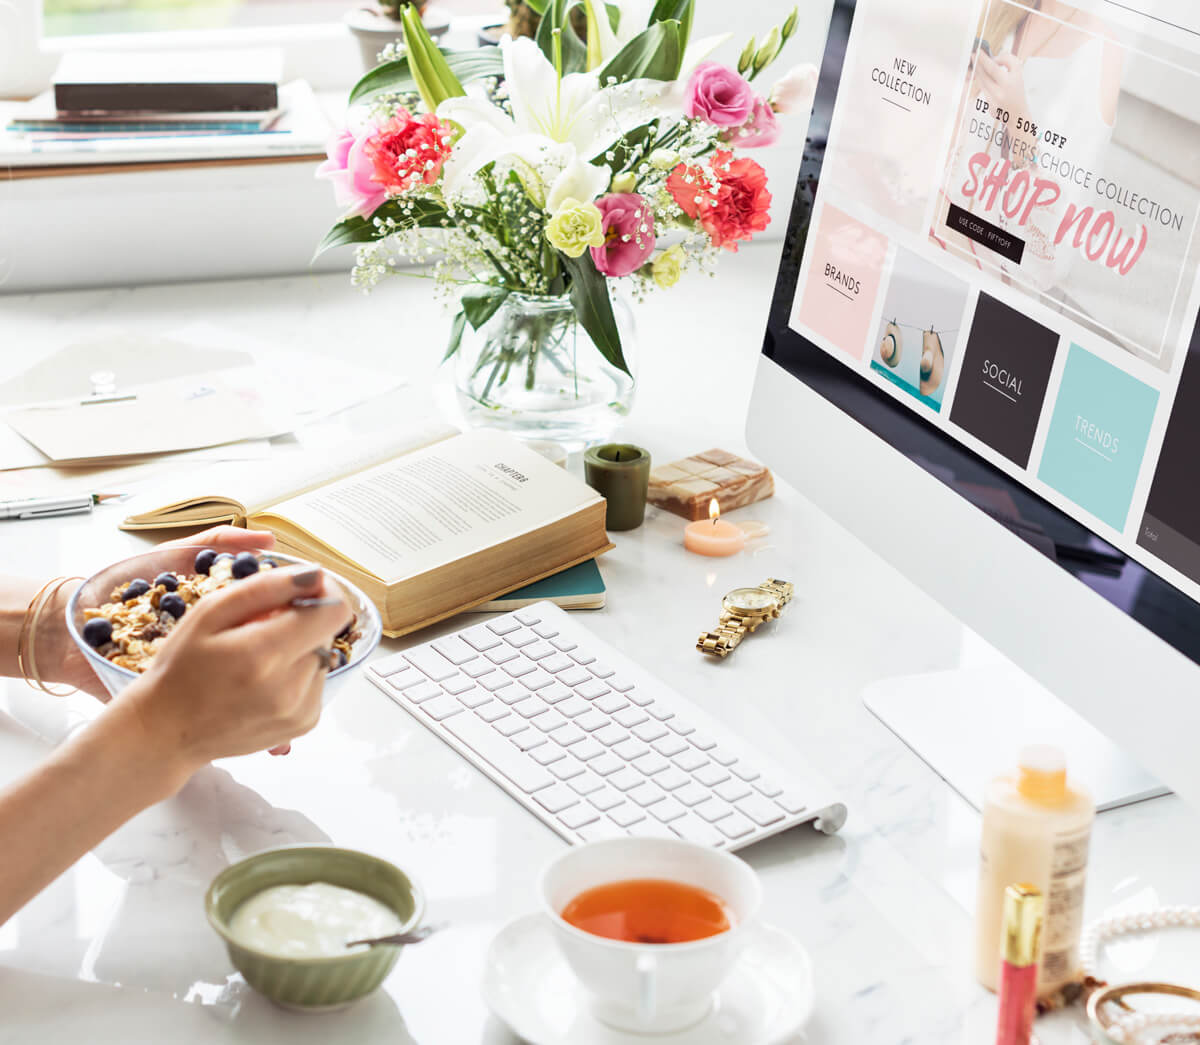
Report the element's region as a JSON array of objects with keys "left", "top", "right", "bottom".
[{"left": 696, "top": 578, "right": 794, "bottom": 658}]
